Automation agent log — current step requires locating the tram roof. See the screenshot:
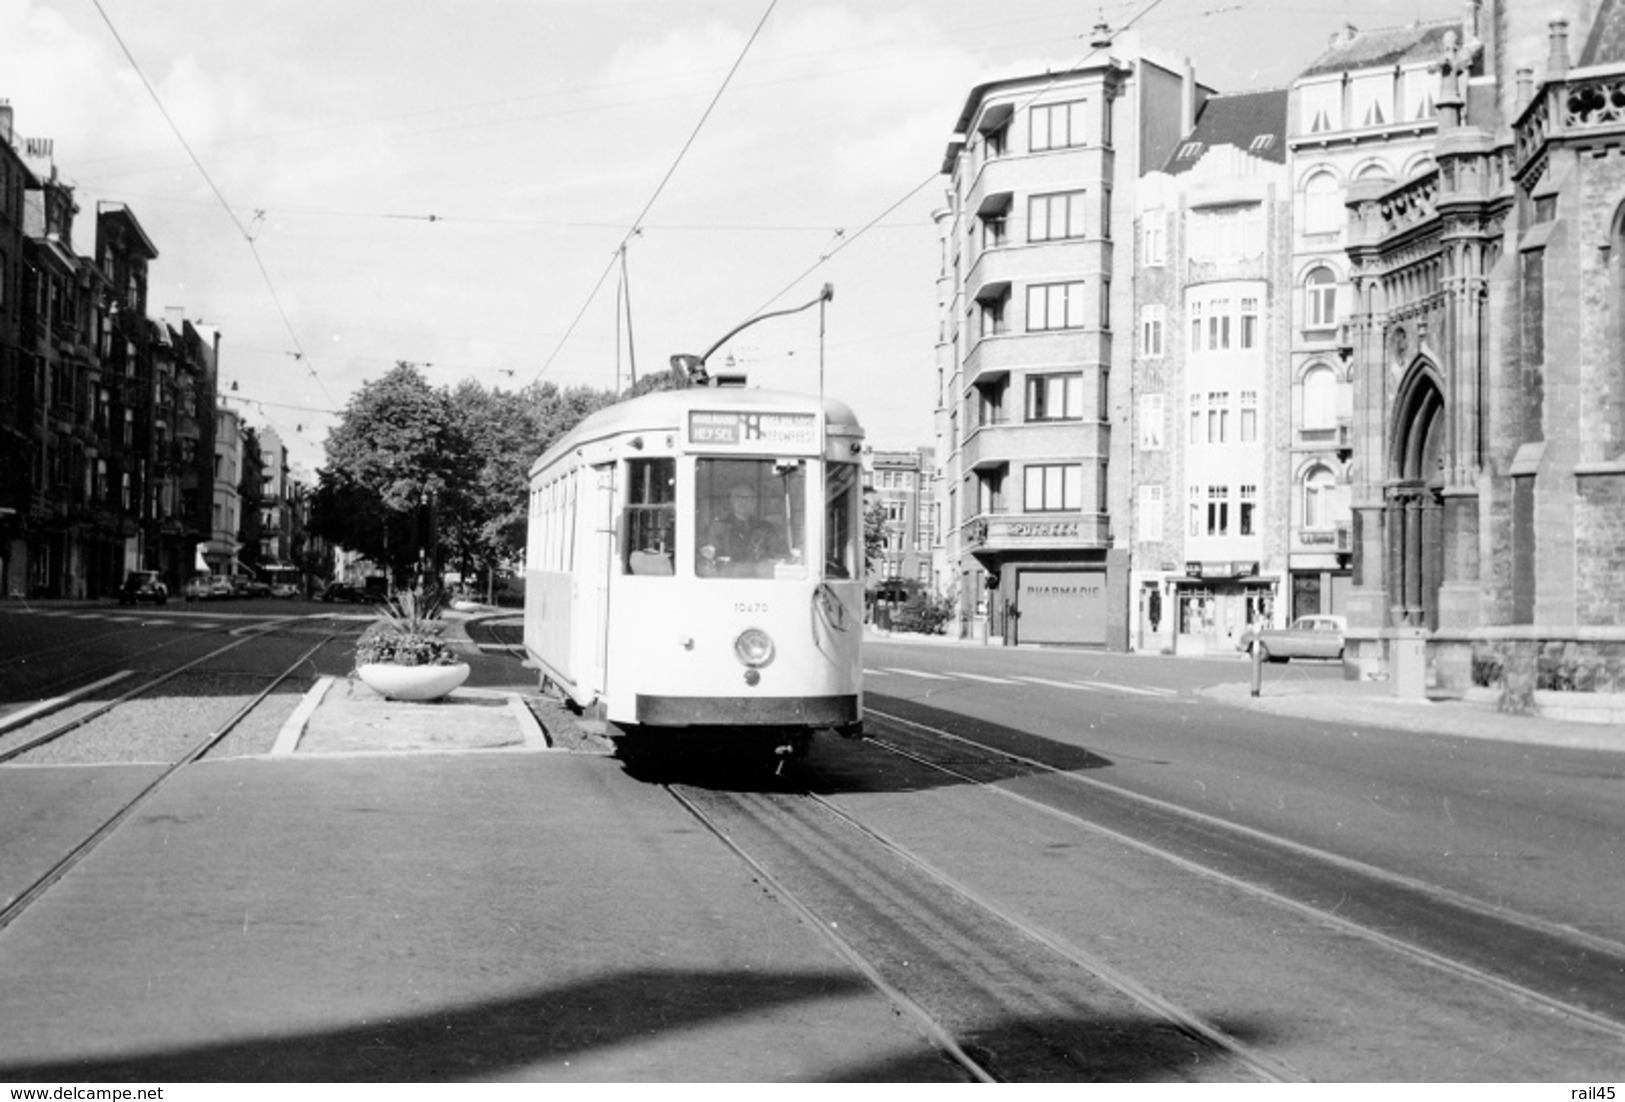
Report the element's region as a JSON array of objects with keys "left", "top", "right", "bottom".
[{"left": 529, "top": 385, "right": 862, "bottom": 477}]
